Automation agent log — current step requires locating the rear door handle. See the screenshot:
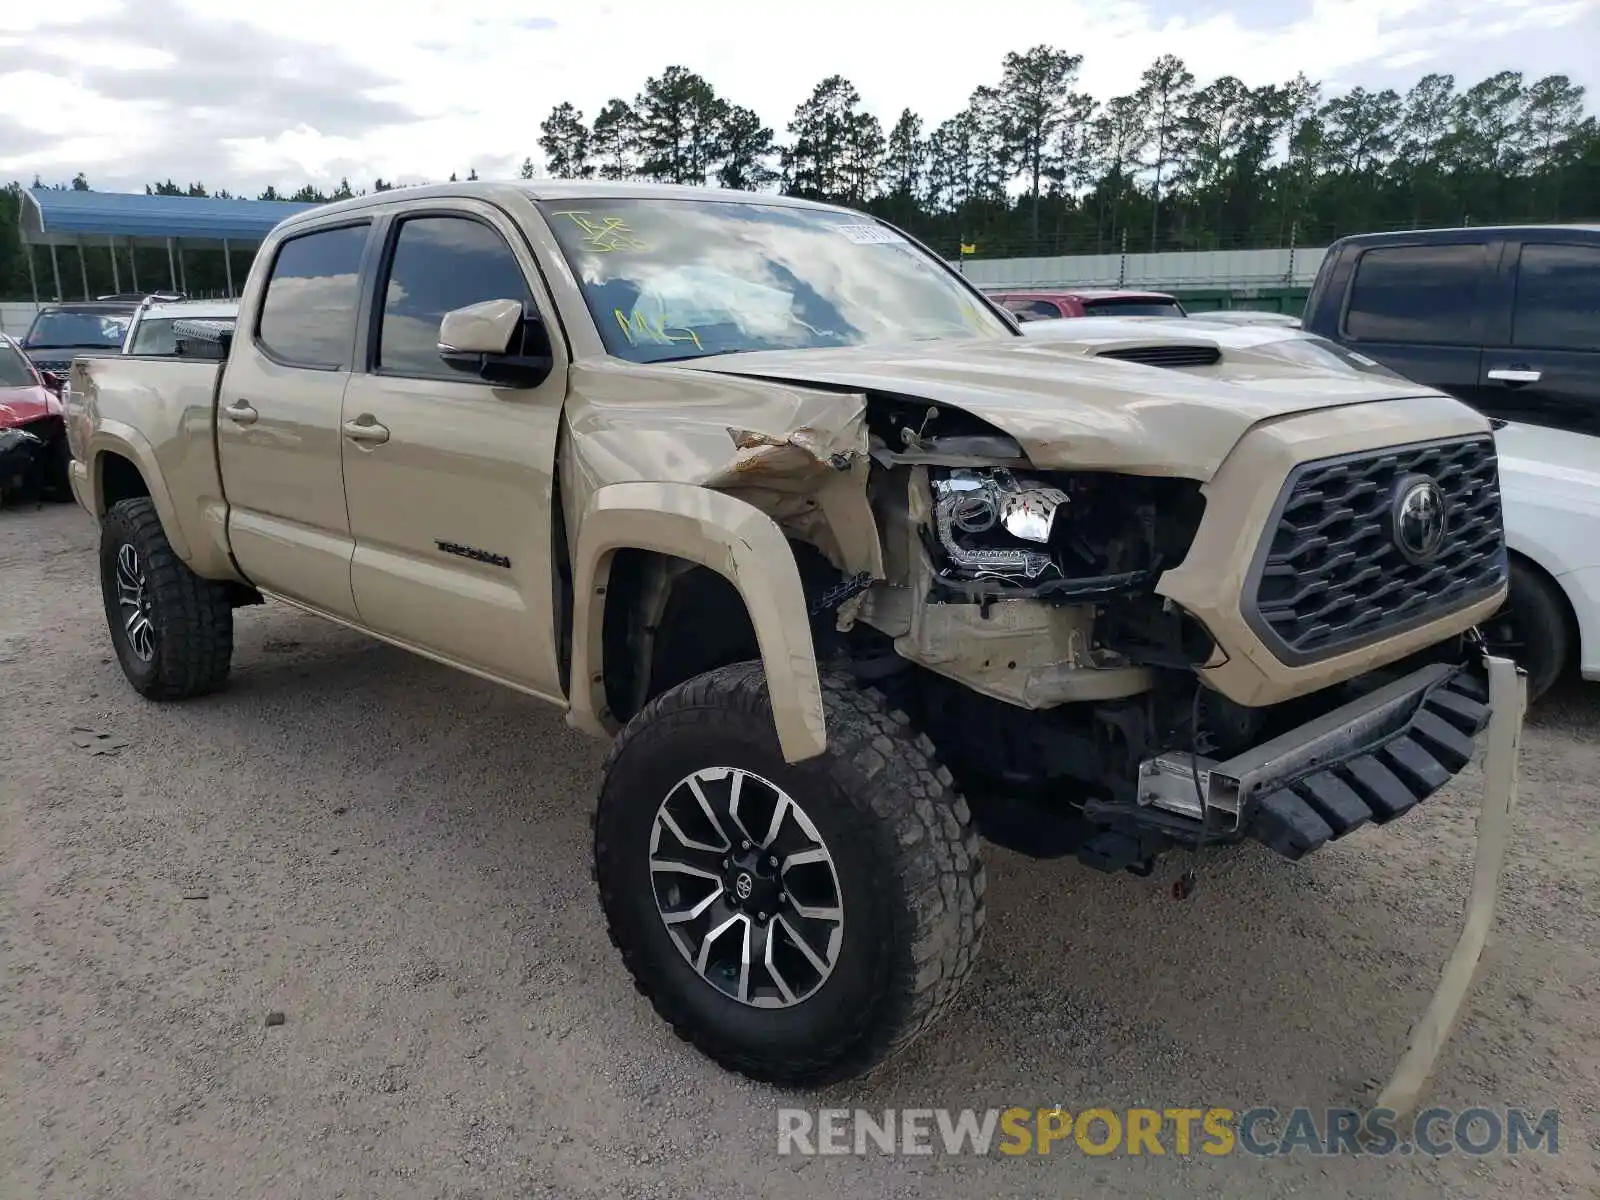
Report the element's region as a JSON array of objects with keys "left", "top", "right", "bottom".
[
  {"left": 1487, "top": 368, "right": 1541, "bottom": 385},
  {"left": 342, "top": 415, "right": 390, "bottom": 445},
  {"left": 224, "top": 399, "right": 259, "bottom": 425}
]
